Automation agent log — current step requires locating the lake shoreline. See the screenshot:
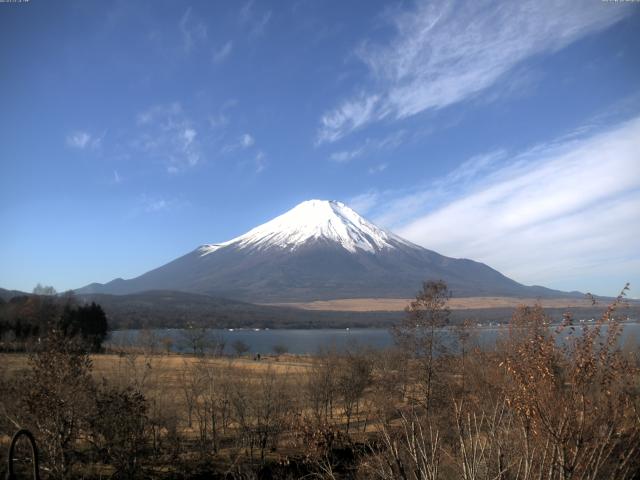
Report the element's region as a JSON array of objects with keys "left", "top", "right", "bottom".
[{"left": 107, "top": 321, "right": 640, "bottom": 355}]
